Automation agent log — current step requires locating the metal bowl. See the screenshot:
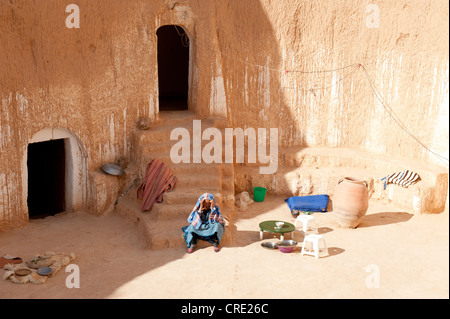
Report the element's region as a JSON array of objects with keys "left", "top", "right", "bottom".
[
  {"left": 261, "top": 242, "right": 278, "bottom": 250},
  {"left": 101, "top": 163, "right": 125, "bottom": 176},
  {"left": 279, "top": 246, "right": 294, "bottom": 253},
  {"left": 276, "top": 240, "right": 297, "bottom": 253},
  {"left": 37, "top": 267, "right": 53, "bottom": 276},
  {"left": 276, "top": 240, "right": 298, "bottom": 247}
]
